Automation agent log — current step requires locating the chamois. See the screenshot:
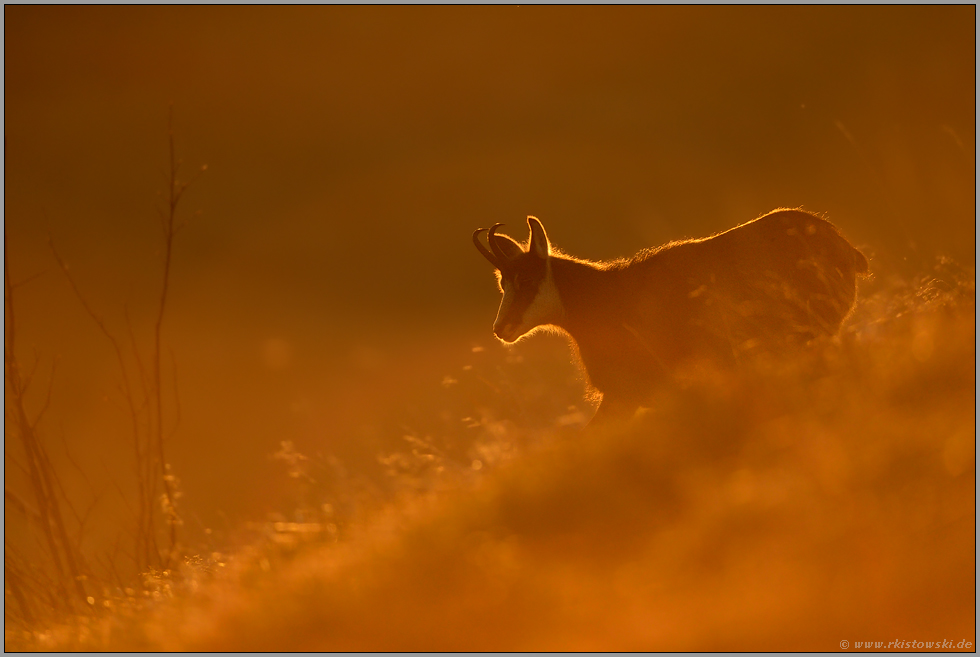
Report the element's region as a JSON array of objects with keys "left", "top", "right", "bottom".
[{"left": 473, "top": 209, "right": 870, "bottom": 423}]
